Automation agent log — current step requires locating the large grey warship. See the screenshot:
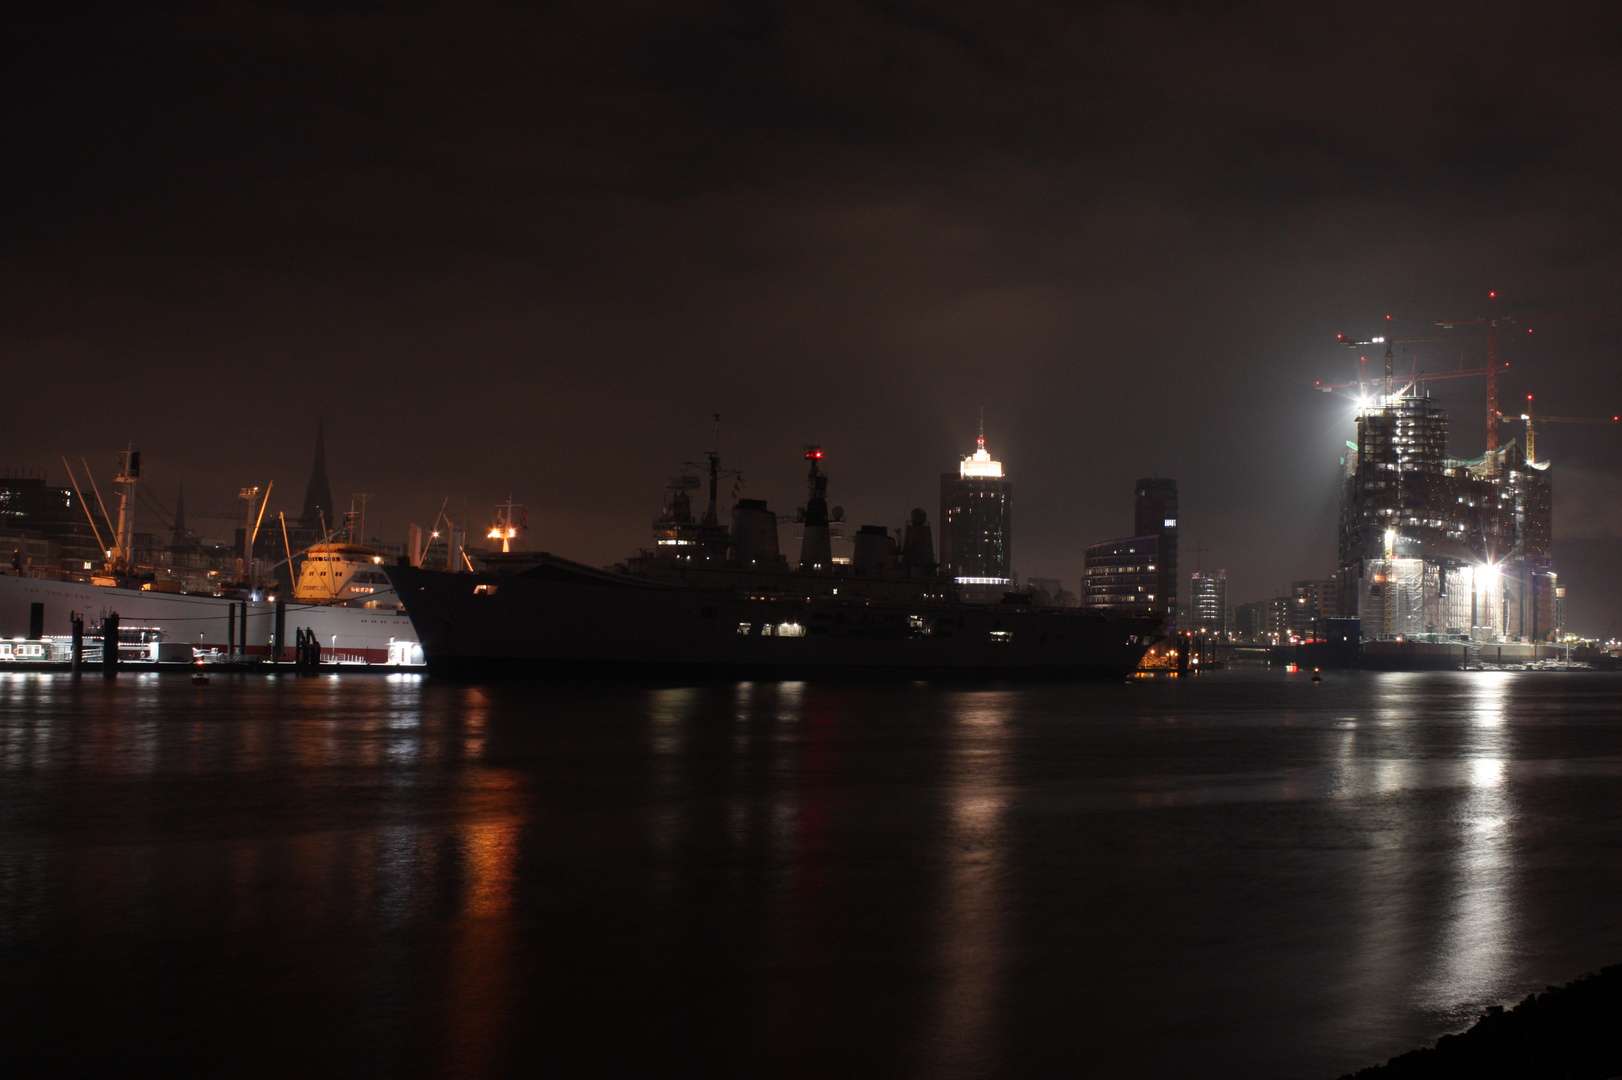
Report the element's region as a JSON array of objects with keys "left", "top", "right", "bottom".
[{"left": 387, "top": 448, "right": 1158, "bottom": 678}]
